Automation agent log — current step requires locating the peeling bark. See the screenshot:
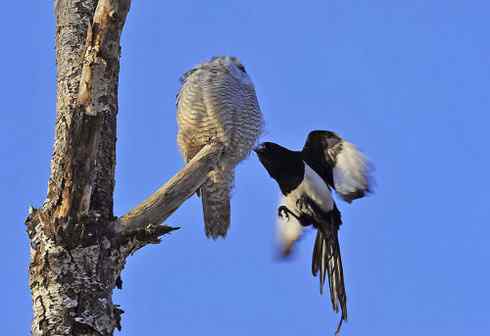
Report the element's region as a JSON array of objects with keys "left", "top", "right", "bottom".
[{"left": 79, "top": 0, "right": 131, "bottom": 116}]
